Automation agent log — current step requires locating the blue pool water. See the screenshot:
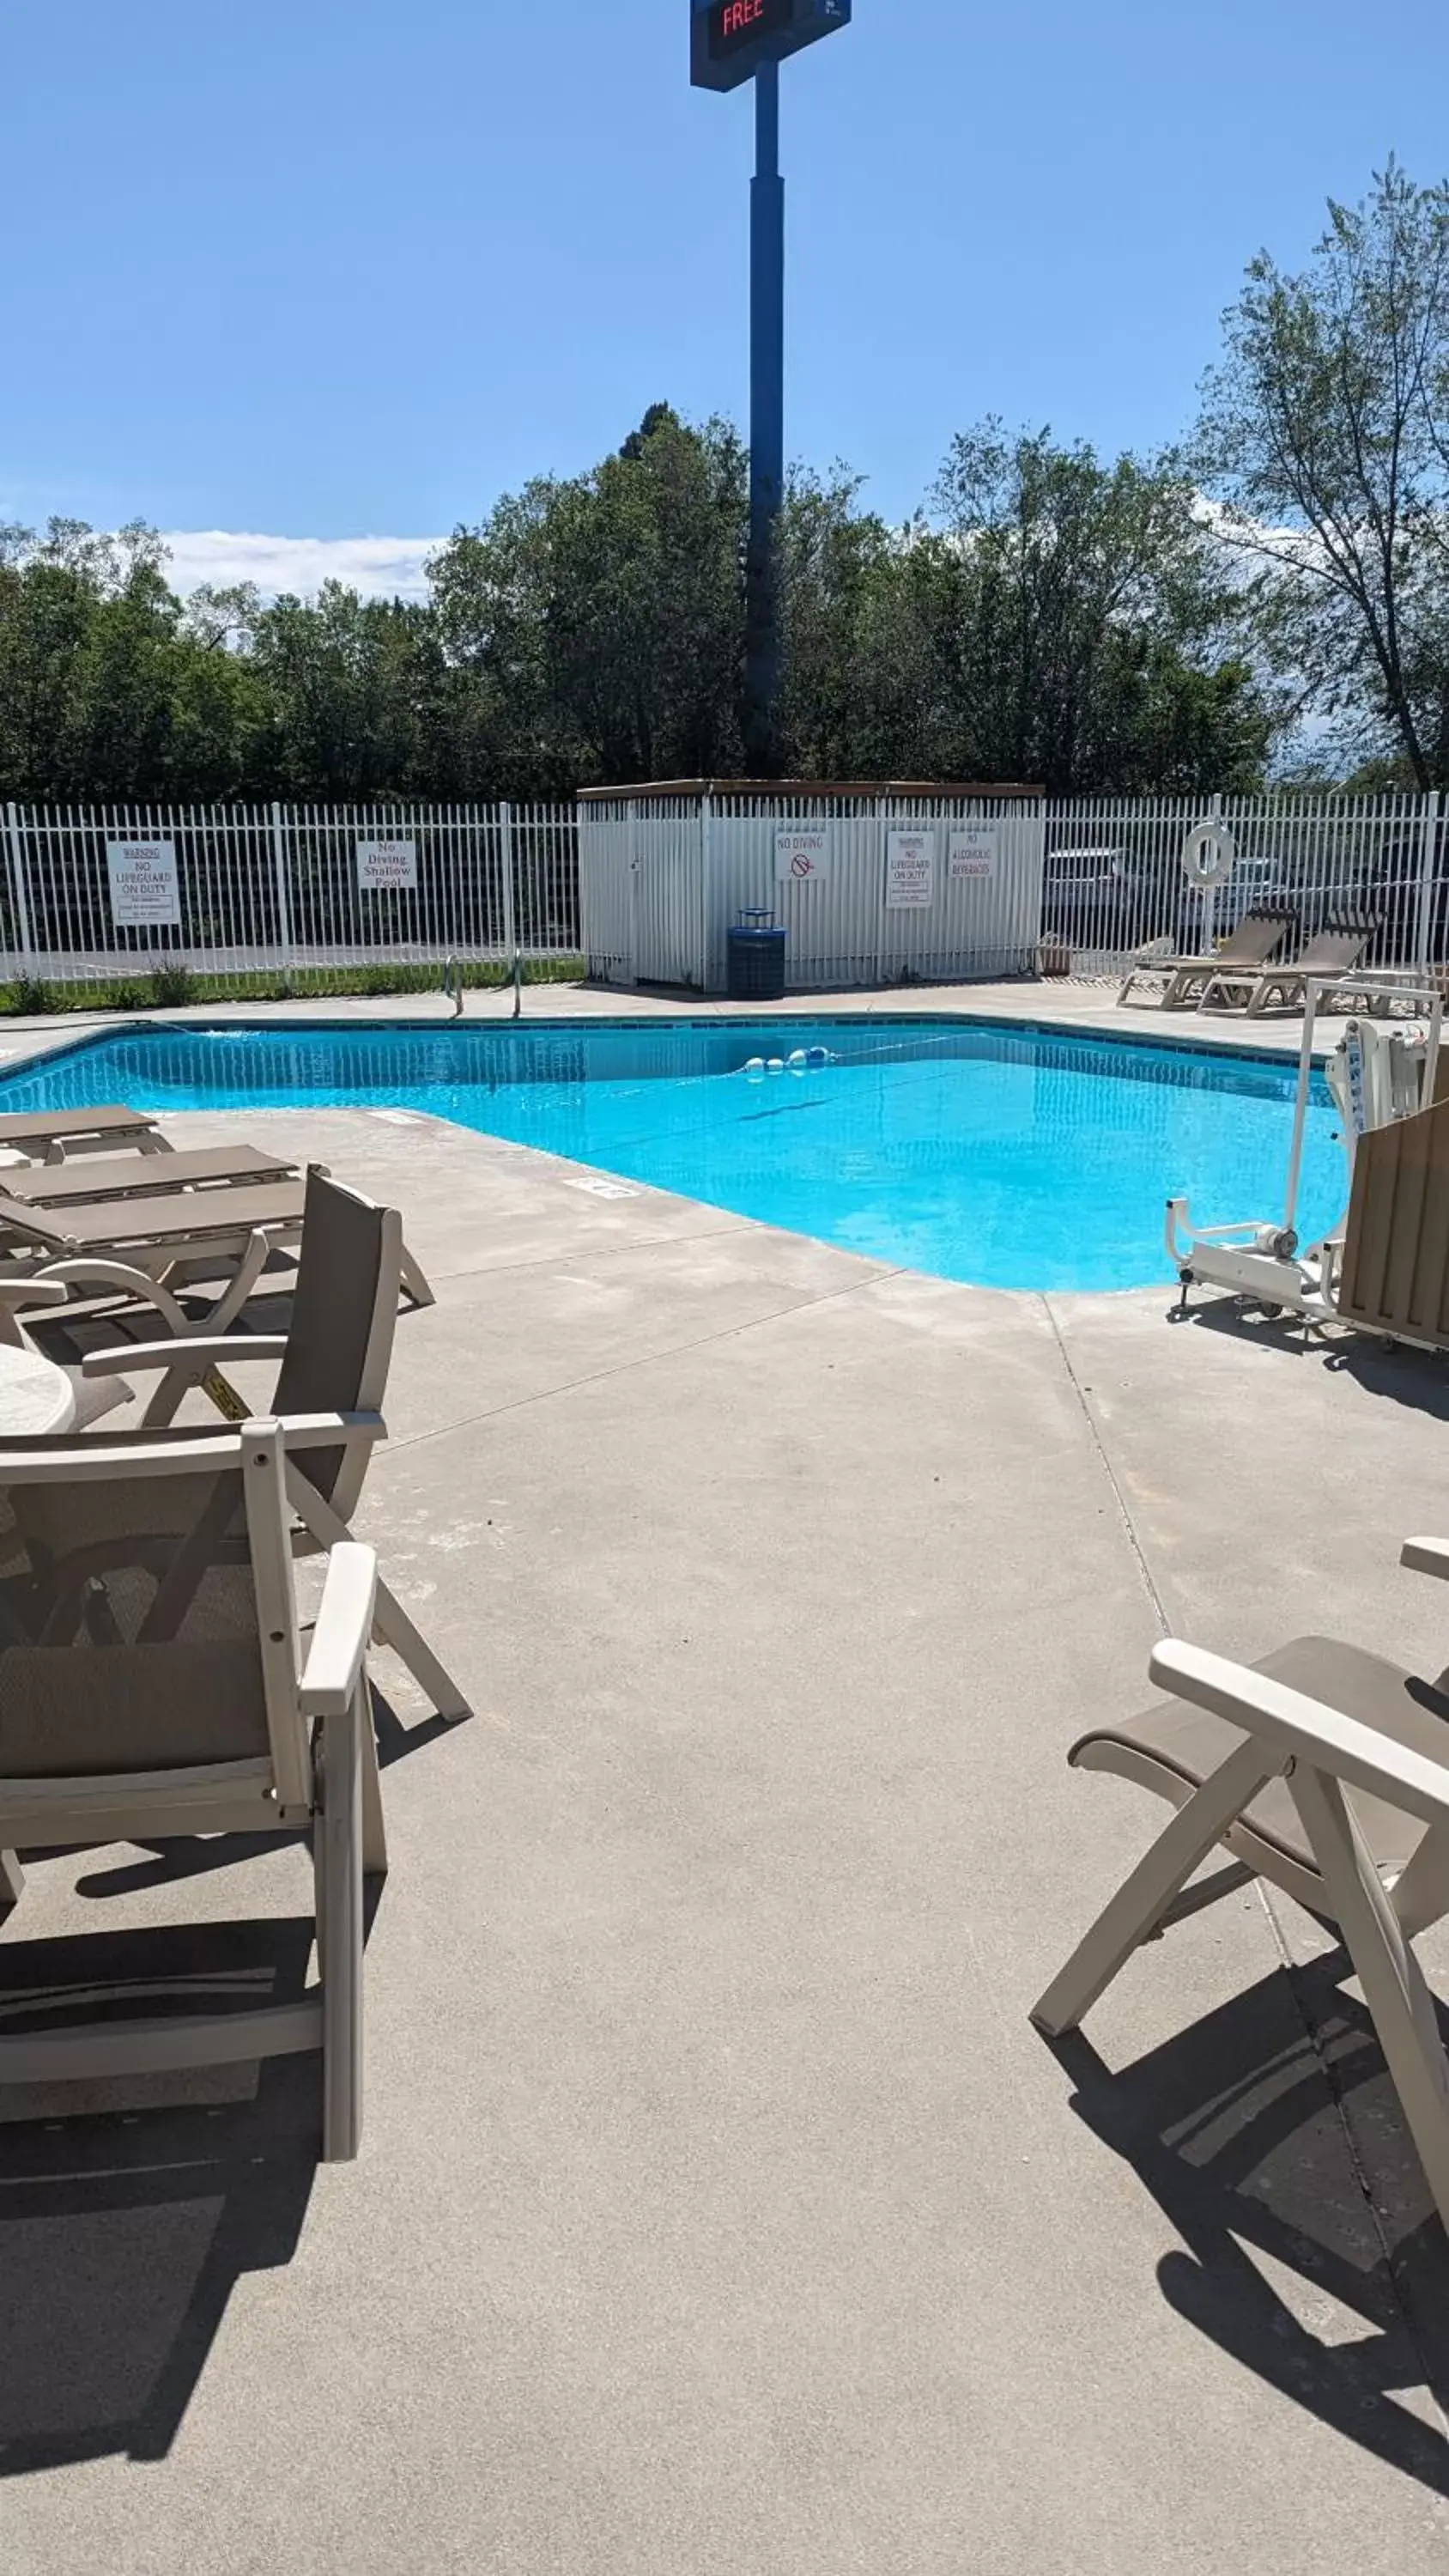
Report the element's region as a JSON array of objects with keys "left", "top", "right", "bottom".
[{"left": 0, "top": 1018, "right": 1344, "bottom": 1293}]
